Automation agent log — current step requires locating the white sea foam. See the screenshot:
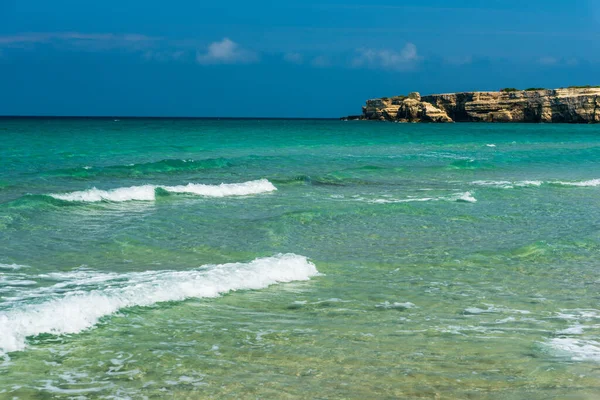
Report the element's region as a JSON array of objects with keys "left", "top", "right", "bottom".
[
  {"left": 368, "top": 197, "right": 434, "bottom": 204},
  {"left": 161, "top": 180, "right": 276, "bottom": 197},
  {"left": 464, "top": 305, "right": 530, "bottom": 315},
  {"left": 453, "top": 192, "right": 477, "bottom": 203},
  {"left": 547, "top": 338, "right": 600, "bottom": 362},
  {"left": 375, "top": 301, "right": 415, "bottom": 310},
  {"left": 472, "top": 180, "right": 543, "bottom": 189},
  {"left": 0, "top": 277, "right": 36, "bottom": 286},
  {"left": 554, "top": 179, "right": 600, "bottom": 187},
  {"left": 49, "top": 179, "right": 277, "bottom": 202},
  {"left": 545, "top": 309, "right": 600, "bottom": 362},
  {"left": 473, "top": 179, "right": 600, "bottom": 189},
  {"left": 418, "top": 152, "right": 473, "bottom": 160},
  {"left": 365, "top": 191, "right": 476, "bottom": 204},
  {"left": 51, "top": 185, "right": 157, "bottom": 202},
  {"left": 0, "top": 253, "right": 318, "bottom": 355},
  {"left": 558, "top": 325, "right": 585, "bottom": 335},
  {"left": 472, "top": 180, "right": 512, "bottom": 188},
  {"left": 0, "top": 263, "right": 29, "bottom": 271},
  {"left": 464, "top": 307, "right": 494, "bottom": 315},
  {"left": 555, "top": 309, "right": 600, "bottom": 321}
]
